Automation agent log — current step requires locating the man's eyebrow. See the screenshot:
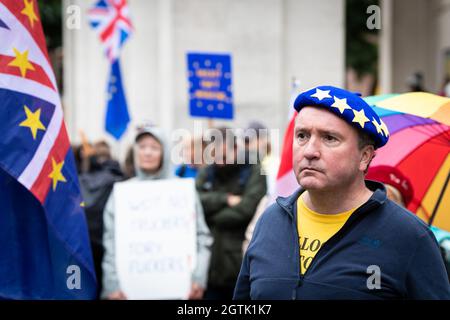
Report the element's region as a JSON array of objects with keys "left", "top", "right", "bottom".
[
  {"left": 294, "top": 127, "right": 344, "bottom": 138},
  {"left": 317, "top": 129, "right": 343, "bottom": 137}
]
